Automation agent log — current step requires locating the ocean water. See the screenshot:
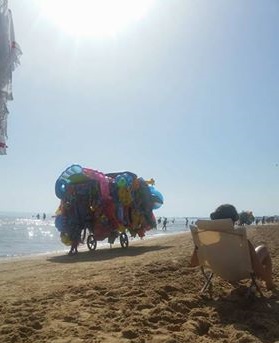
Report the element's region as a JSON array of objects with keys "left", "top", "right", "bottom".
[{"left": 0, "top": 214, "right": 195, "bottom": 259}]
